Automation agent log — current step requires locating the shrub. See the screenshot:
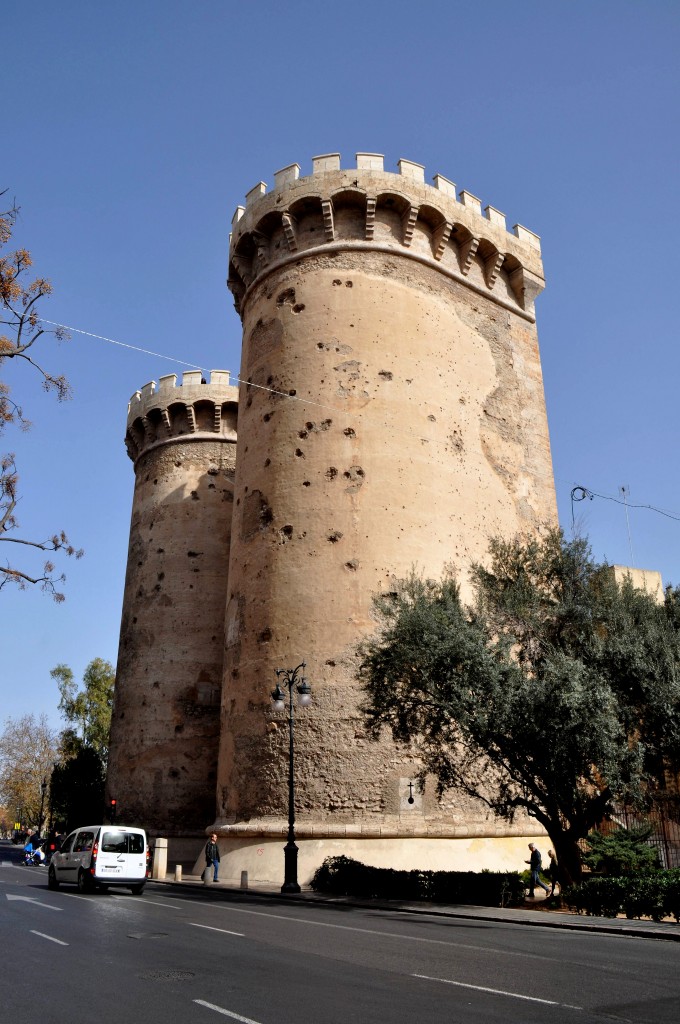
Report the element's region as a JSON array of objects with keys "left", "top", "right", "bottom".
[
  {"left": 309, "top": 856, "right": 525, "bottom": 907},
  {"left": 564, "top": 870, "right": 680, "bottom": 921},
  {"left": 582, "top": 825, "right": 660, "bottom": 876}
]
